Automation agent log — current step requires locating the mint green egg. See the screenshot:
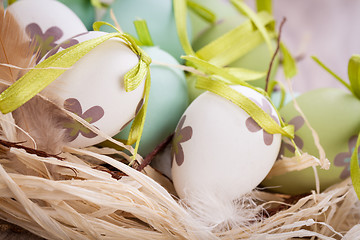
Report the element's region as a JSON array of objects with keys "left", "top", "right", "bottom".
[
  {"left": 102, "top": 0, "right": 192, "bottom": 62},
  {"left": 57, "top": 0, "right": 95, "bottom": 30},
  {"left": 270, "top": 91, "right": 300, "bottom": 109},
  {"left": 115, "top": 46, "right": 189, "bottom": 157},
  {"left": 262, "top": 88, "right": 360, "bottom": 195}
]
